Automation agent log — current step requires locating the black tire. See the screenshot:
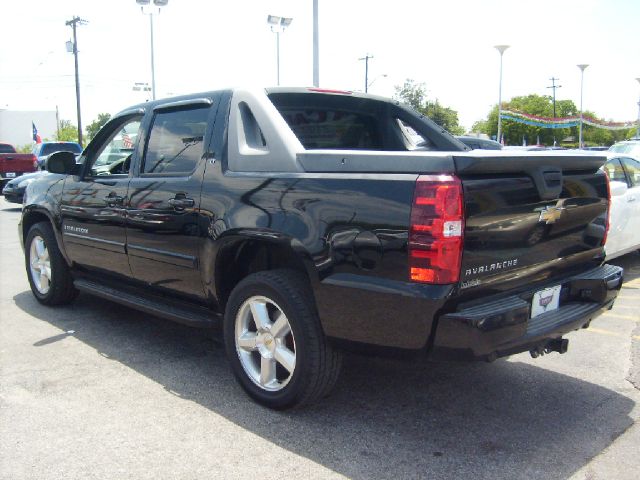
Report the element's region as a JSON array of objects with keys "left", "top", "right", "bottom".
[
  {"left": 223, "top": 269, "right": 342, "bottom": 409},
  {"left": 25, "top": 222, "right": 78, "bottom": 305}
]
